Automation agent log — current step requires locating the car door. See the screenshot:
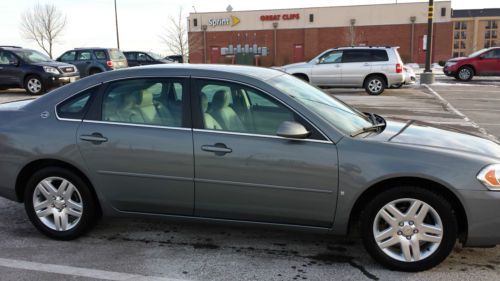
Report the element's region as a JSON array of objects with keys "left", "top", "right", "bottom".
[
  {"left": 0, "top": 51, "right": 23, "bottom": 86},
  {"left": 74, "top": 50, "right": 93, "bottom": 76},
  {"left": 76, "top": 77, "right": 195, "bottom": 215},
  {"left": 125, "top": 52, "right": 138, "bottom": 67},
  {"left": 310, "top": 50, "right": 343, "bottom": 86},
  {"left": 191, "top": 78, "right": 338, "bottom": 227},
  {"left": 479, "top": 49, "right": 500, "bottom": 75},
  {"left": 58, "top": 51, "right": 77, "bottom": 69},
  {"left": 341, "top": 49, "right": 373, "bottom": 87}
]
